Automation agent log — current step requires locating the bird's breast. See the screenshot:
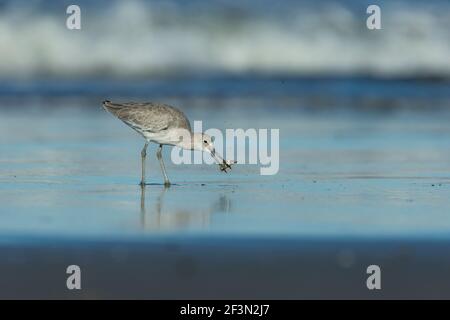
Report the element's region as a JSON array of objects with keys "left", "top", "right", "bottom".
[{"left": 144, "top": 129, "right": 183, "bottom": 146}]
